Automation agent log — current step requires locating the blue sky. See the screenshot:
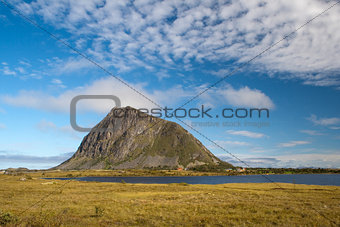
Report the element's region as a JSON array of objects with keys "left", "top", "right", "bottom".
[{"left": 0, "top": 0, "right": 340, "bottom": 169}]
